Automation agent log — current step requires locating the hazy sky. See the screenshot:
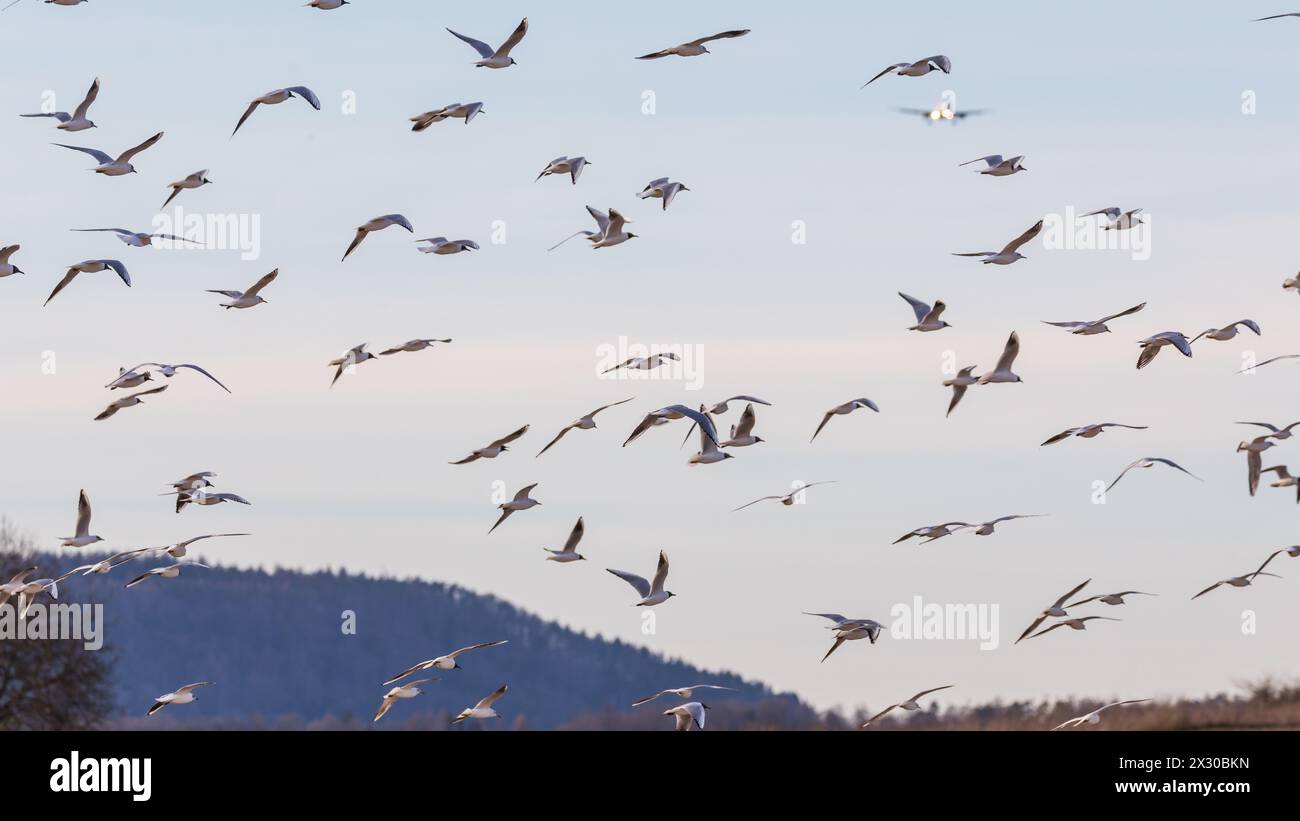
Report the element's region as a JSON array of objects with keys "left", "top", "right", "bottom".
[{"left": 2, "top": 1, "right": 1299, "bottom": 715}]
